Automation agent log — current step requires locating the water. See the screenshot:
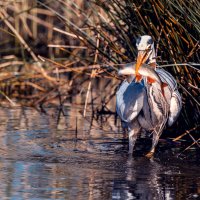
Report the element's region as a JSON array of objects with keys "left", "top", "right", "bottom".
[{"left": 0, "top": 106, "right": 199, "bottom": 200}]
